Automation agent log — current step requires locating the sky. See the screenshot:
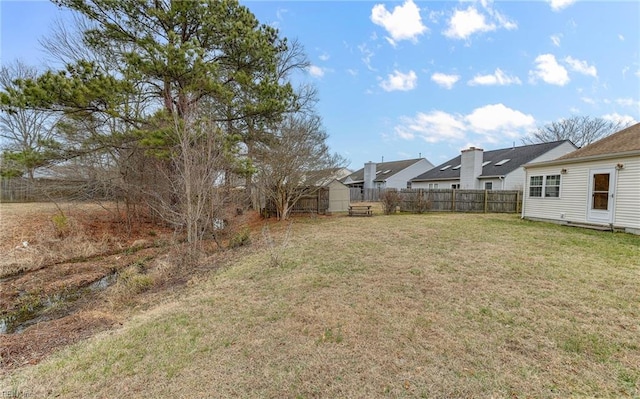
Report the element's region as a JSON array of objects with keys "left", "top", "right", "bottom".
[{"left": 1, "top": 0, "right": 639, "bottom": 170}]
